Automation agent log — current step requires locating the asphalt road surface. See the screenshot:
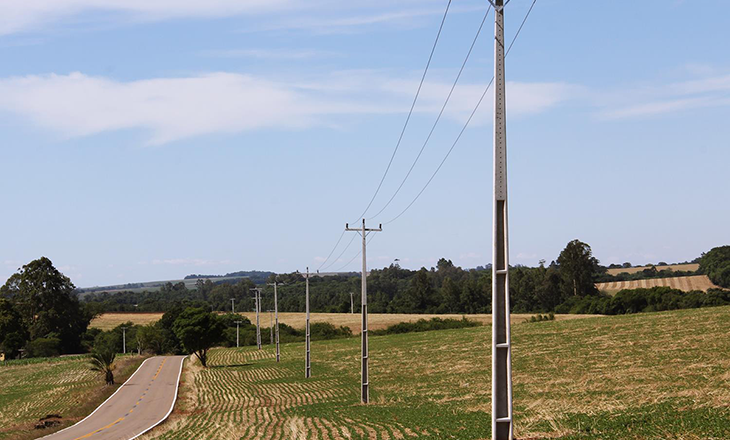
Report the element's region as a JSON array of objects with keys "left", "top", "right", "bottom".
[{"left": 44, "top": 355, "right": 186, "bottom": 440}]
